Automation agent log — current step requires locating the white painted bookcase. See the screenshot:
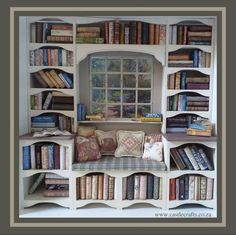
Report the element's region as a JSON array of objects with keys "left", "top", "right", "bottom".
[{"left": 19, "top": 15, "right": 217, "bottom": 213}]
